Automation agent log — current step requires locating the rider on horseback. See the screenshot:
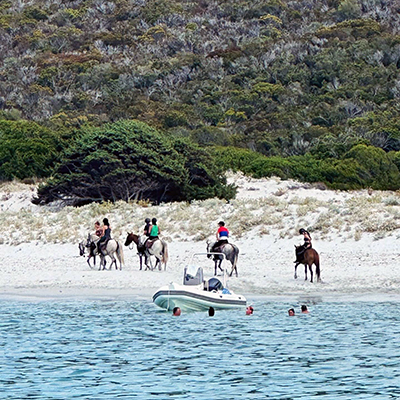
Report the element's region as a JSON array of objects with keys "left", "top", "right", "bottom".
[
  {"left": 211, "top": 221, "right": 229, "bottom": 253},
  {"left": 94, "top": 221, "right": 102, "bottom": 237},
  {"left": 140, "top": 218, "right": 151, "bottom": 248},
  {"left": 97, "top": 218, "right": 112, "bottom": 256},
  {"left": 146, "top": 218, "right": 160, "bottom": 248},
  {"left": 294, "top": 228, "right": 312, "bottom": 262},
  {"left": 144, "top": 218, "right": 151, "bottom": 237}
]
